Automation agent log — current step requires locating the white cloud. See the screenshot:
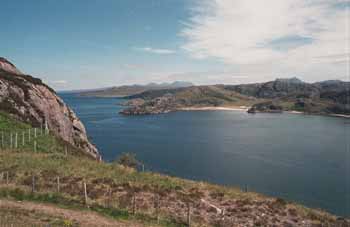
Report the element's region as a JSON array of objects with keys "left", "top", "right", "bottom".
[
  {"left": 134, "top": 47, "right": 176, "bottom": 54},
  {"left": 181, "top": 0, "right": 350, "bottom": 81}
]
